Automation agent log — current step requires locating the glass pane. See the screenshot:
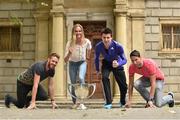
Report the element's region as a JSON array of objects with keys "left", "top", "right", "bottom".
[
  {"left": 0, "top": 26, "right": 20, "bottom": 52},
  {"left": 173, "top": 26, "right": 180, "bottom": 34},
  {"left": 173, "top": 26, "right": 180, "bottom": 49},
  {"left": 0, "top": 27, "right": 11, "bottom": 51},
  {"left": 163, "top": 34, "right": 171, "bottom": 49},
  {"left": 162, "top": 25, "right": 172, "bottom": 49},
  {"left": 174, "top": 35, "right": 180, "bottom": 49},
  {"left": 11, "top": 27, "right": 20, "bottom": 51},
  {"left": 162, "top": 25, "right": 171, "bottom": 34}
]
